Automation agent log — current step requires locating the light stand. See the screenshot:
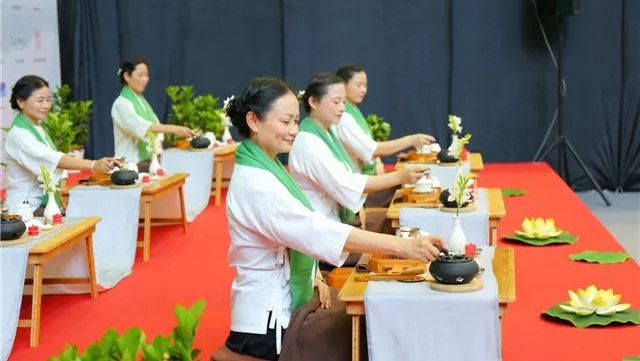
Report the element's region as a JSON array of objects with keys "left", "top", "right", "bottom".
[{"left": 532, "top": 13, "right": 611, "bottom": 206}]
